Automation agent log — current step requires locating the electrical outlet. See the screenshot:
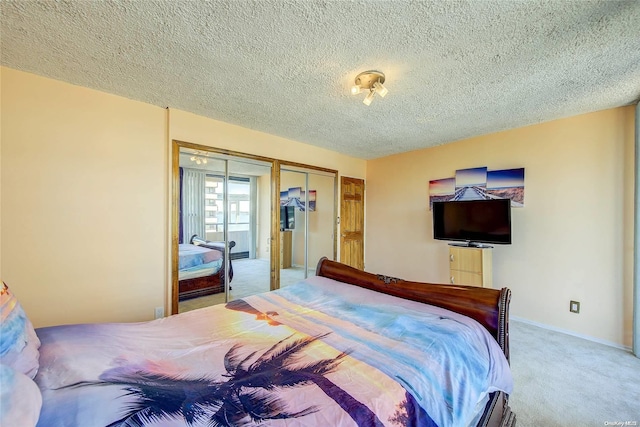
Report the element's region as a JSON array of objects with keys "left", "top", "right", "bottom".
[
  {"left": 569, "top": 300, "right": 580, "bottom": 314},
  {"left": 154, "top": 306, "right": 164, "bottom": 319}
]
